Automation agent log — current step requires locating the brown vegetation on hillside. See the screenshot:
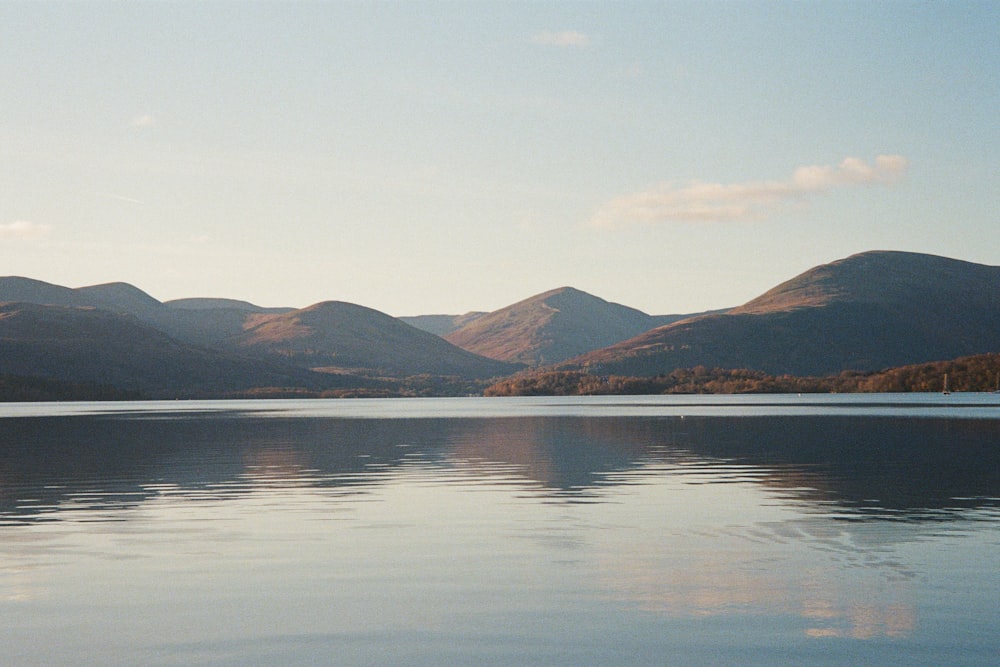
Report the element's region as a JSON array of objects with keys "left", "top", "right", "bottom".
[
  {"left": 444, "top": 286, "right": 664, "bottom": 365},
  {"left": 229, "top": 301, "right": 518, "bottom": 379},
  {"left": 563, "top": 251, "right": 1000, "bottom": 377},
  {"left": 3, "top": 252, "right": 999, "bottom": 400},
  {"left": 485, "top": 353, "right": 1000, "bottom": 396}
]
